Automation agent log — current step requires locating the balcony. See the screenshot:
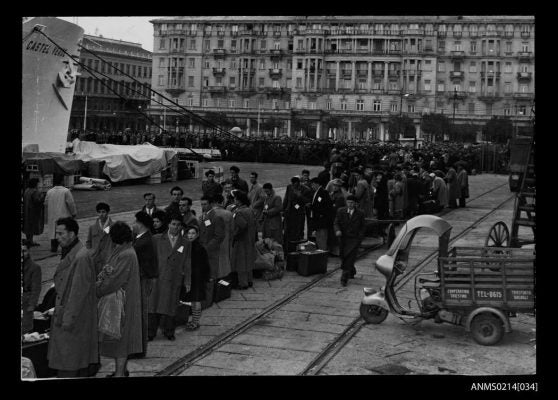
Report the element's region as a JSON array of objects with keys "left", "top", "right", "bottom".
[
  {"left": 469, "top": 31, "right": 479, "bottom": 38},
  {"left": 270, "top": 49, "right": 284, "bottom": 57},
  {"left": 437, "top": 31, "right": 447, "bottom": 37},
  {"left": 478, "top": 92, "right": 500, "bottom": 102},
  {"left": 372, "top": 70, "right": 384, "bottom": 77},
  {"left": 450, "top": 50, "right": 465, "bottom": 59},
  {"left": 404, "top": 69, "right": 421, "bottom": 77},
  {"left": 504, "top": 31, "right": 514, "bottom": 38},
  {"left": 403, "top": 29, "right": 424, "bottom": 35},
  {"left": 518, "top": 51, "right": 533, "bottom": 62},
  {"left": 169, "top": 48, "right": 184, "bottom": 54},
  {"left": 341, "top": 69, "right": 352, "bottom": 77},
  {"left": 388, "top": 70, "right": 401, "bottom": 77},
  {"left": 480, "top": 71, "right": 501, "bottom": 79},
  {"left": 212, "top": 68, "right": 226, "bottom": 76},
  {"left": 387, "top": 49, "right": 402, "bottom": 55},
  {"left": 446, "top": 90, "right": 468, "bottom": 99},
  {"left": 513, "top": 92, "right": 534, "bottom": 99},
  {"left": 217, "top": 31, "right": 225, "bottom": 37},
  {"left": 273, "top": 31, "right": 282, "bottom": 37},
  {"left": 165, "top": 84, "right": 185, "bottom": 96},
  {"left": 213, "top": 48, "right": 226, "bottom": 57},
  {"left": 356, "top": 69, "right": 368, "bottom": 76},
  {"left": 521, "top": 31, "right": 530, "bottom": 38},
  {"left": 517, "top": 72, "right": 532, "bottom": 81},
  {"left": 450, "top": 71, "right": 465, "bottom": 80},
  {"left": 206, "top": 86, "right": 226, "bottom": 93},
  {"left": 241, "top": 68, "right": 256, "bottom": 75},
  {"left": 269, "top": 68, "right": 283, "bottom": 78},
  {"left": 483, "top": 49, "right": 500, "bottom": 57}
]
